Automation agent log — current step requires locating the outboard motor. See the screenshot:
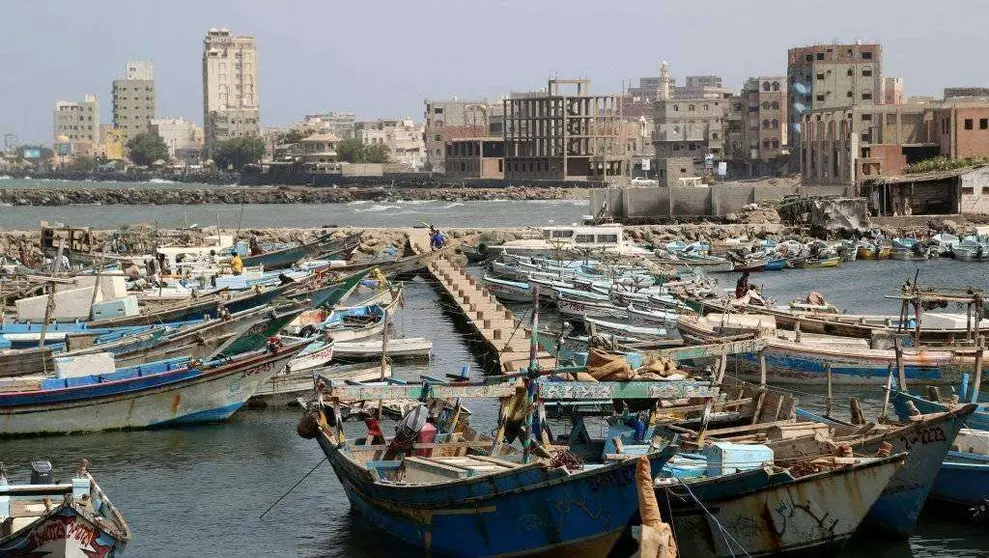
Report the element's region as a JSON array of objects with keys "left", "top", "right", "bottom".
[{"left": 30, "top": 461, "right": 53, "bottom": 484}]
